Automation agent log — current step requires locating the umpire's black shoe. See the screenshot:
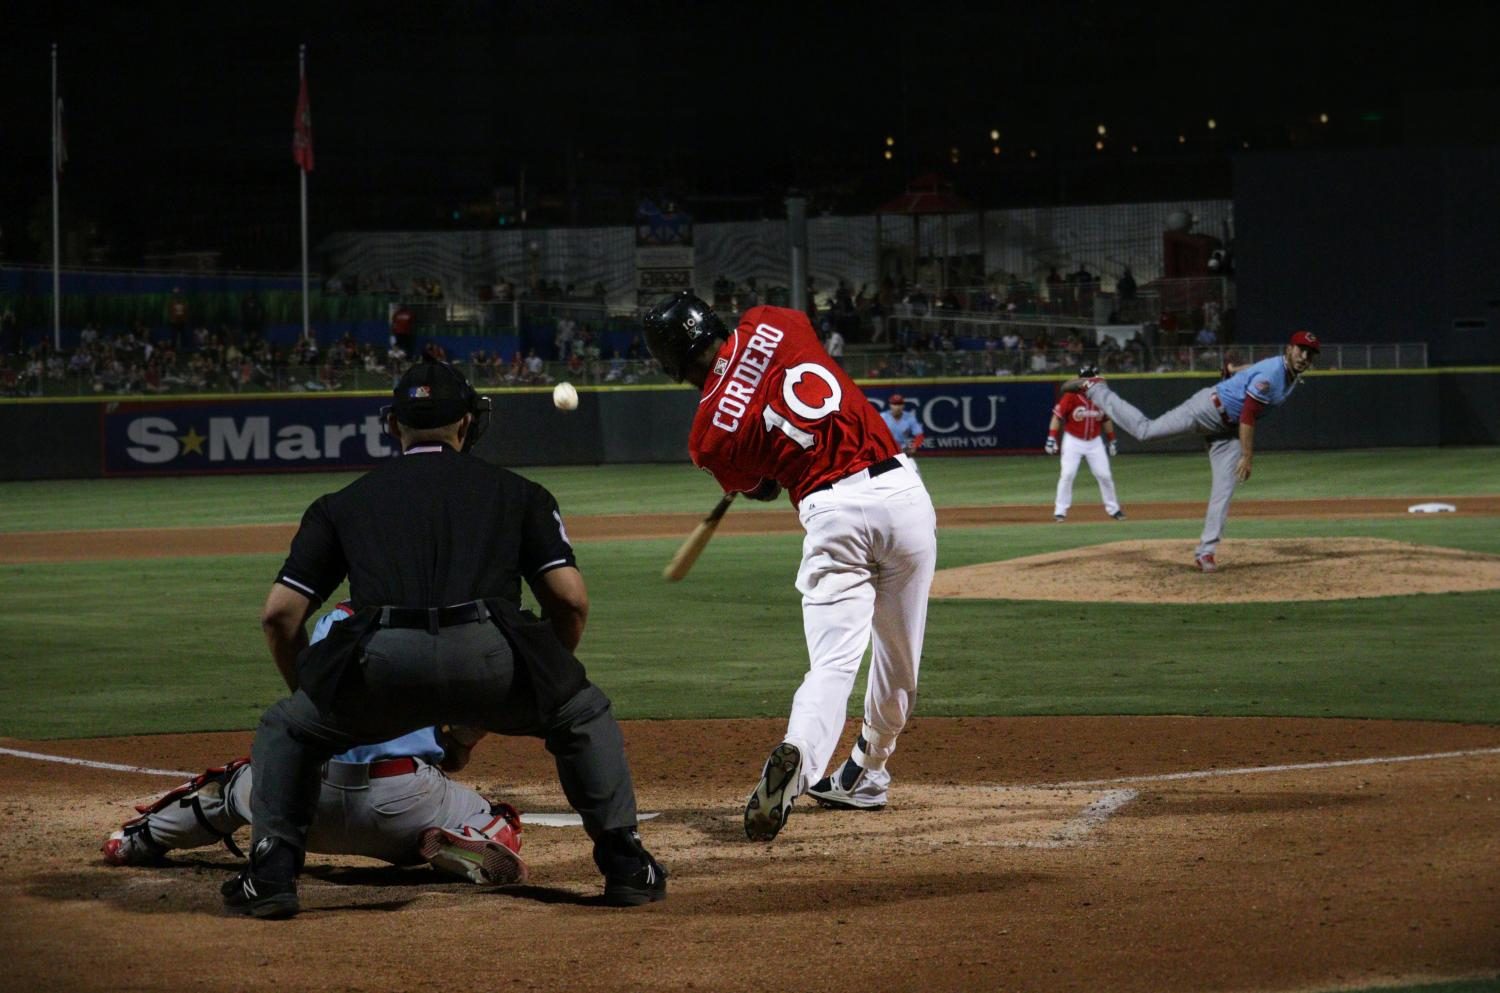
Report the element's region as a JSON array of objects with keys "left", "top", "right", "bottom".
[
  {"left": 222, "top": 837, "right": 301, "bottom": 919},
  {"left": 594, "top": 827, "right": 668, "bottom": 907},
  {"left": 602, "top": 855, "right": 668, "bottom": 907}
]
